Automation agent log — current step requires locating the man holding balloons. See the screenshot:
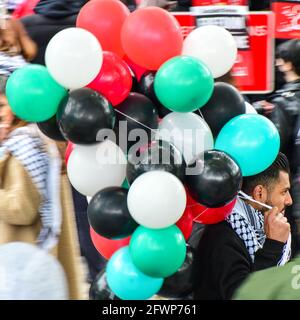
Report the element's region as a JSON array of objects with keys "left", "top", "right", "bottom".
[{"left": 193, "top": 153, "right": 292, "bottom": 300}]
